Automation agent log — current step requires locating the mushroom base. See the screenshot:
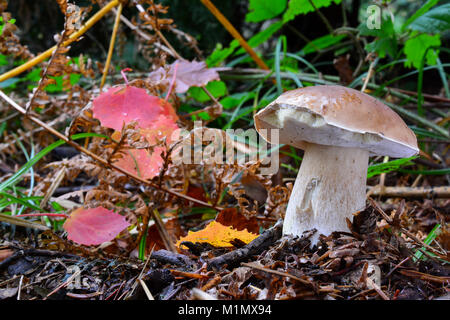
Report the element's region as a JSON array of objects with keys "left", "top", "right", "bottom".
[{"left": 283, "top": 143, "right": 369, "bottom": 244}]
